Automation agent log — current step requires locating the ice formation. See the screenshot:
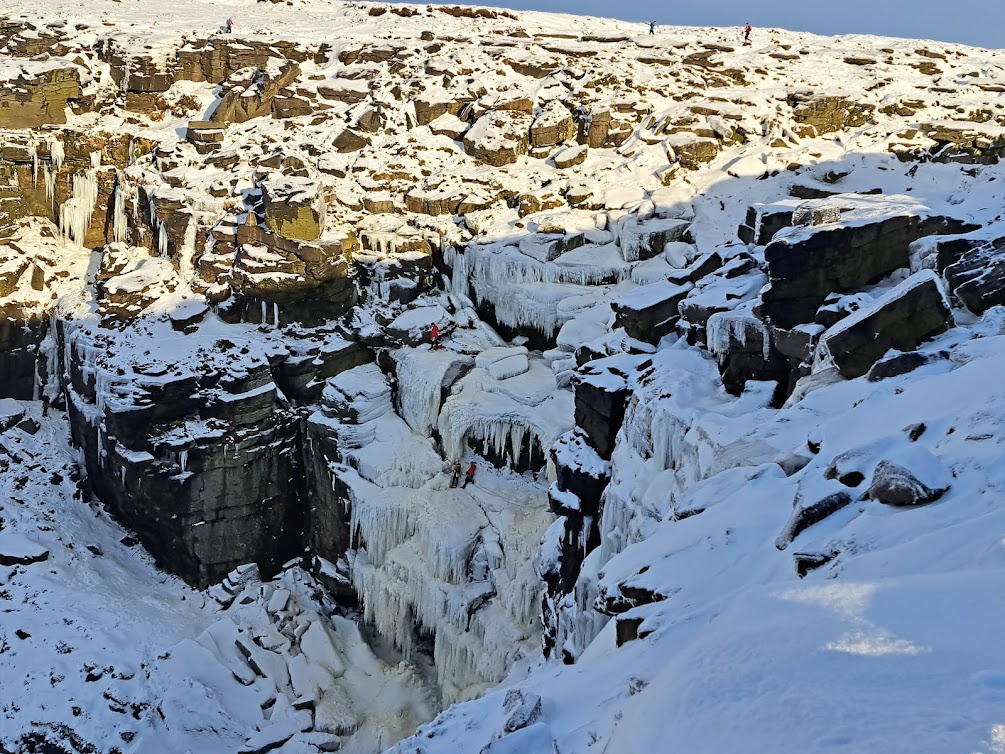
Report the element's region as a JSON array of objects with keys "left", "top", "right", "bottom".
[{"left": 2, "top": 6, "right": 1004, "bottom": 754}]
